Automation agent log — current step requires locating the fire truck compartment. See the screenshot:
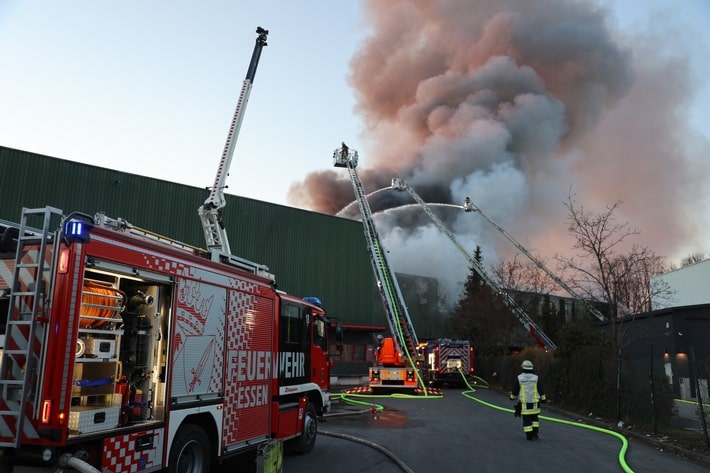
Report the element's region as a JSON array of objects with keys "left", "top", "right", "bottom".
[
  {"left": 68, "top": 406, "right": 120, "bottom": 434},
  {"left": 69, "top": 265, "right": 171, "bottom": 436}
]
